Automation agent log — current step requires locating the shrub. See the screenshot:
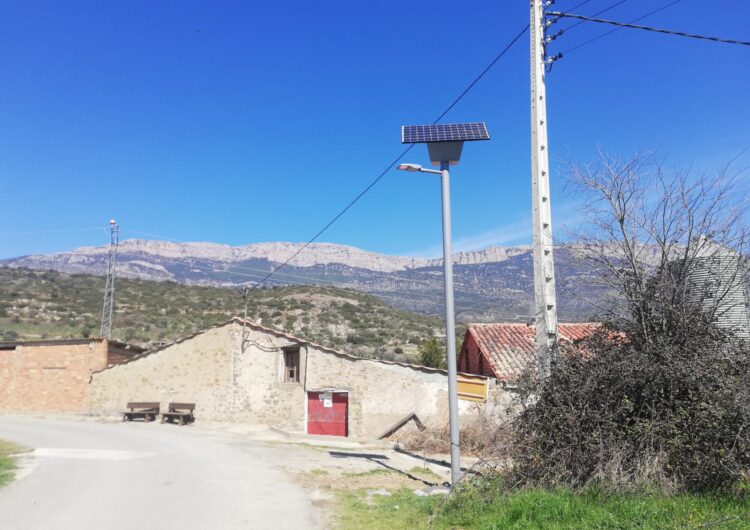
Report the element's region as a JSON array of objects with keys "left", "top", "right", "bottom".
[
  {"left": 346, "top": 334, "right": 363, "bottom": 345},
  {"left": 416, "top": 337, "right": 446, "bottom": 369},
  {"left": 511, "top": 319, "right": 750, "bottom": 493}
]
